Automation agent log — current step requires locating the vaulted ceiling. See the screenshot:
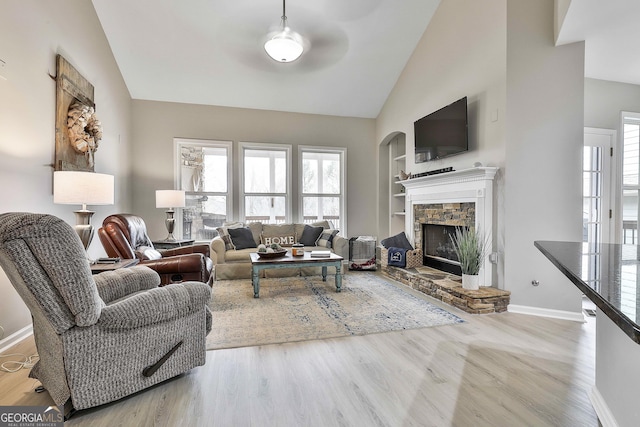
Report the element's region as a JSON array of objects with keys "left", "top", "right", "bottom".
[{"left": 92, "top": 0, "right": 640, "bottom": 119}]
